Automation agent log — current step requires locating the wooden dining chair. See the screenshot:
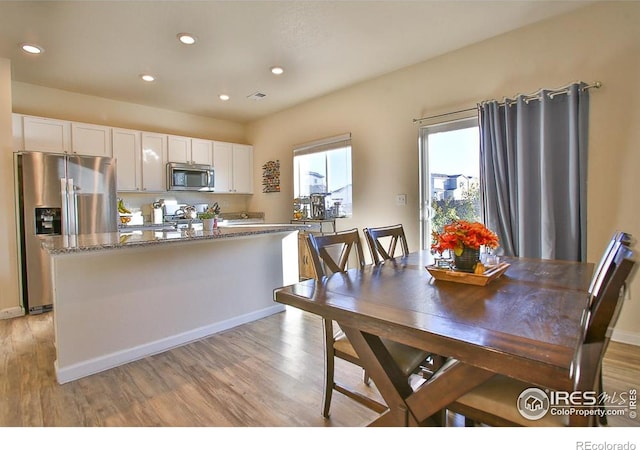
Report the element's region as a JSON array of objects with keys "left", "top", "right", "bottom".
[
  {"left": 363, "top": 224, "right": 410, "bottom": 264},
  {"left": 585, "top": 231, "right": 631, "bottom": 424},
  {"left": 445, "top": 243, "right": 636, "bottom": 427},
  {"left": 307, "top": 228, "right": 430, "bottom": 418},
  {"left": 364, "top": 224, "right": 446, "bottom": 376},
  {"left": 588, "top": 231, "right": 632, "bottom": 298}
]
